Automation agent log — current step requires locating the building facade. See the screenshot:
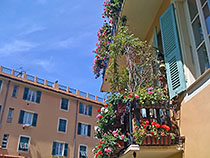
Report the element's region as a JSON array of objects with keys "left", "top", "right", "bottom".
[
  {"left": 0, "top": 66, "right": 104, "bottom": 158},
  {"left": 101, "top": 0, "right": 210, "bottom": 158}
]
